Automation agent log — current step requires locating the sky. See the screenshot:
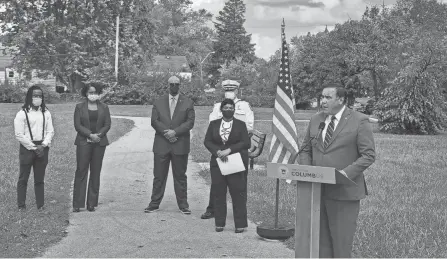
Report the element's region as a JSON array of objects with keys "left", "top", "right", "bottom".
[{"left": 190, "top": 0, "right": 446, "bottom": 60}]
